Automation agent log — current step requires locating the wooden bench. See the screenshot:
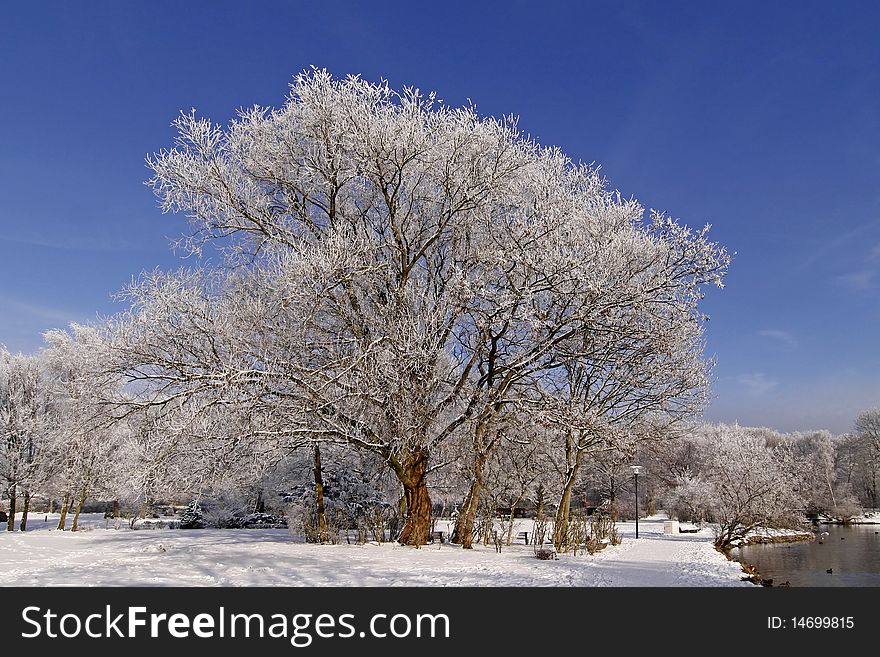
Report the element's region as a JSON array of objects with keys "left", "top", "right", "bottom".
[
  {"left": 427, "top": 530, "right": 445, "bottom": 543},
  {"left": 490, "top": 530, "right": 530, "bottom": 544}
]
